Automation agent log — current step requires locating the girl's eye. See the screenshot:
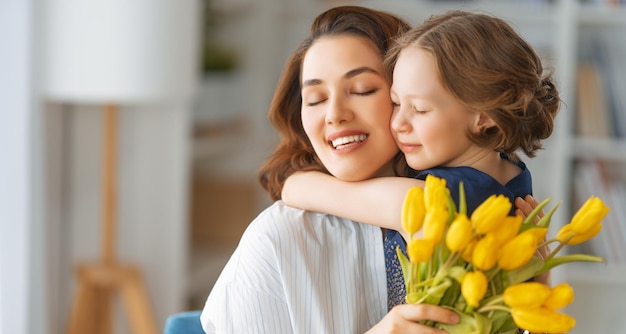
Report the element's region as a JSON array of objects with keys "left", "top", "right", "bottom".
[{"left": 413, "top": 106, "right": 428, "bottom": 114}]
